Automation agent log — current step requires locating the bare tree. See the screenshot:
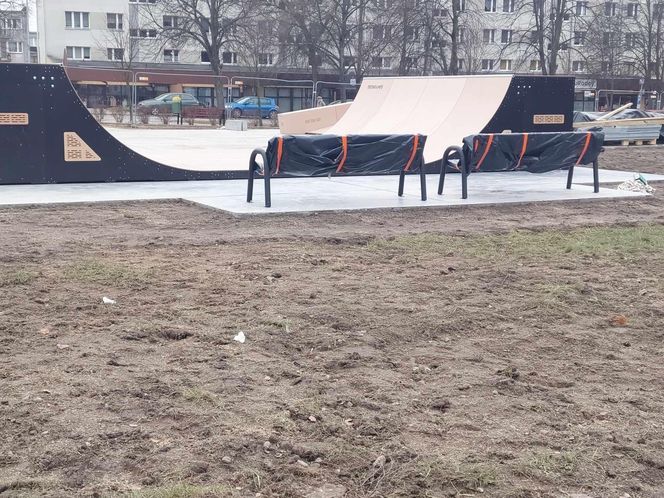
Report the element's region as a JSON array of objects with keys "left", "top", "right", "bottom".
[
  {"left": 94, "top": 26, "right": 152, "bottom": 122},
  {"left": 508, "top": 0, "right": 576, "bottom": 74},
  {"left": 626, "top": 0, "right": 664, "bottom": 81},
  {"left": 581, "top": 3, "right": 627, "bottom": 78},
  {"left": 153, "top": 0, "right": 257, "bottom": 108}
]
